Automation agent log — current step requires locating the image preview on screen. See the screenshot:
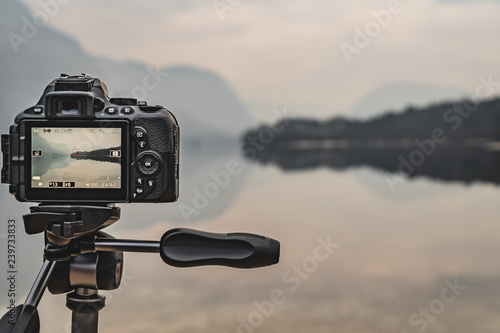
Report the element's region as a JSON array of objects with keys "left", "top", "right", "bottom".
[{"left": 31, "top": 127, "right": 123, "bottom": 189}]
